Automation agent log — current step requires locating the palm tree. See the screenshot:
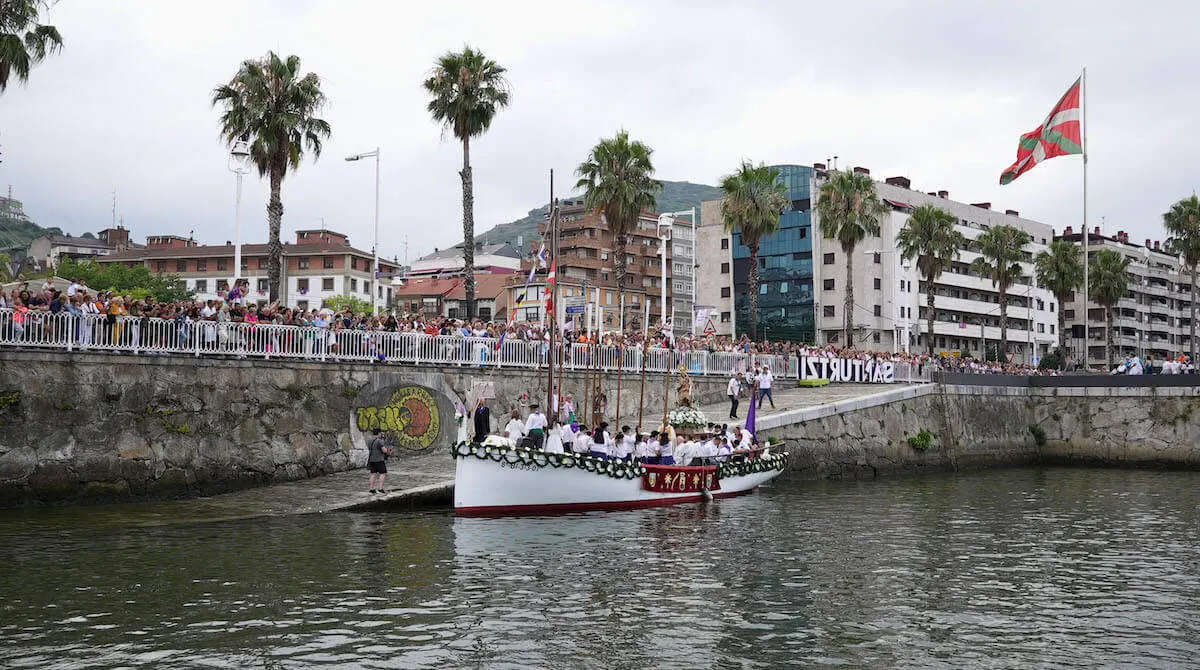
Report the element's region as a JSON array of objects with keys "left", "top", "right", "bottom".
[
  {"left": 0, "top": 0, "right": 62, "bottom": 93},
  {"left": 971, "top": 224, "right": 1027, "bottom": 356},
  {"left": 423, "top": 46, "right": 511, "bottom": 319},
  {"left": 896, "top": 204, "right": 966, "bottom": 357},
  {"left": 575, "top": 130, "right": 662, "bottom": 294},
  {"left": 1089, "top": 247, "right": 1131, "bottom": 369},
  {"left": 816, "top": 170, "right": 888, "bottom": 347},
  {"left": 1034, "top": 239, "right": 1084, "bottom": 354},
  {"left": 212, "top": 52, "right": 330, "bottom": 302},
  {"left": 1163, "top": 195, "right": 1200, "bottom": 366},
  {"left": 719, "top": 161, "right": 791, "bottom": 340}
]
